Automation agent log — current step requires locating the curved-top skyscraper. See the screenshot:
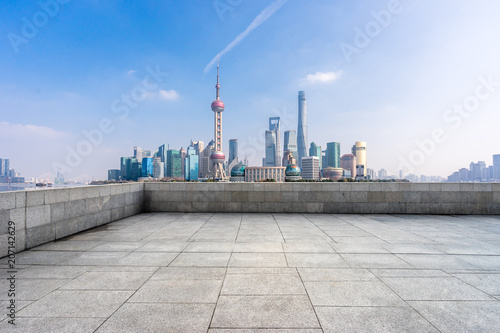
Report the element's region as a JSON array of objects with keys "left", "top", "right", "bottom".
[
  {"left": 297, "top": 91, "right": 308, "bottom": 169},
  {"left": 210, "top": 59, "right": 227, "bottom": 180}
]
